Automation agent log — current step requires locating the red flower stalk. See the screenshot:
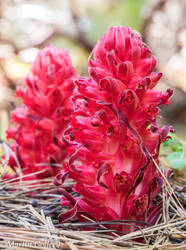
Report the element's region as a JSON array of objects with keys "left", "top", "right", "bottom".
[
  {"left": 7, "top": 46, "right": 77, "bottom": 179},
  {"left": 57, "top": 26, "right": 174, "bottom": 233}
]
